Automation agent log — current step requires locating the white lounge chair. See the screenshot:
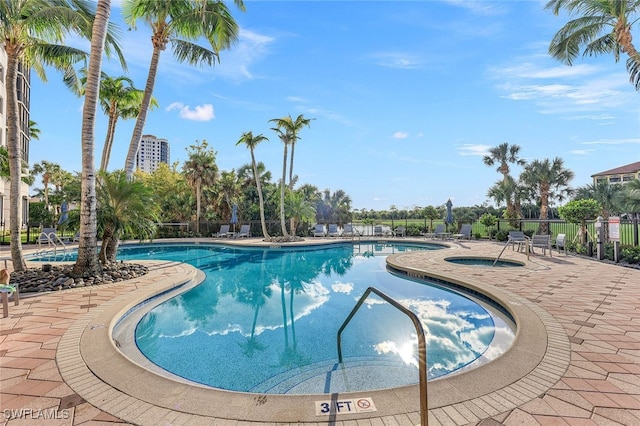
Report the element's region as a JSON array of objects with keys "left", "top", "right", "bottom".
[
  {"left": 393, "top": 226, "right": 406, "bottom": 237},
  {"left": 555, "top": 233, "right": 567, "bottom": 255},
  {"left": 342, "top": 223, "right": 359, "bottom": 238},
  {"left": 313, "top": 224, "right": 326, "bottom": 237},
  {"left": 213, "top": 224, "right": 231, "bottom": 238},
  {"left": 327, "top": 224, "right": 340, "bottom": 237},
  {"left": 236, "top": 224, "right": 250, "bottom": 238},
  {"left": 453, "top": 224, "right": 472, "bottom": 240}
]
